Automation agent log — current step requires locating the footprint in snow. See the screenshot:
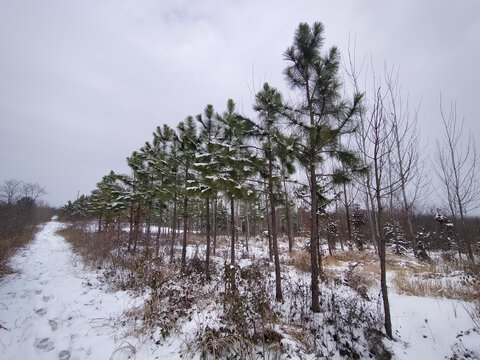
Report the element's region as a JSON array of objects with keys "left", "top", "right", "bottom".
[
  {"left": 58, "top": 350, "right": 71, "bottom": 360},
  {"left": 49, "top": 319, "right": 58, "bottom": 331},
  {"left": 43, "top": 295, "right": 52, "bottom": 302},
  {"left": 35, "top": 337, "right": 54, "bottom": 352},
  {"left": 35, "top": 289, "right": 42, "bottom": 295},
  {"left": 35, "top": 307, "right": 47, "bottom": 316}
]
